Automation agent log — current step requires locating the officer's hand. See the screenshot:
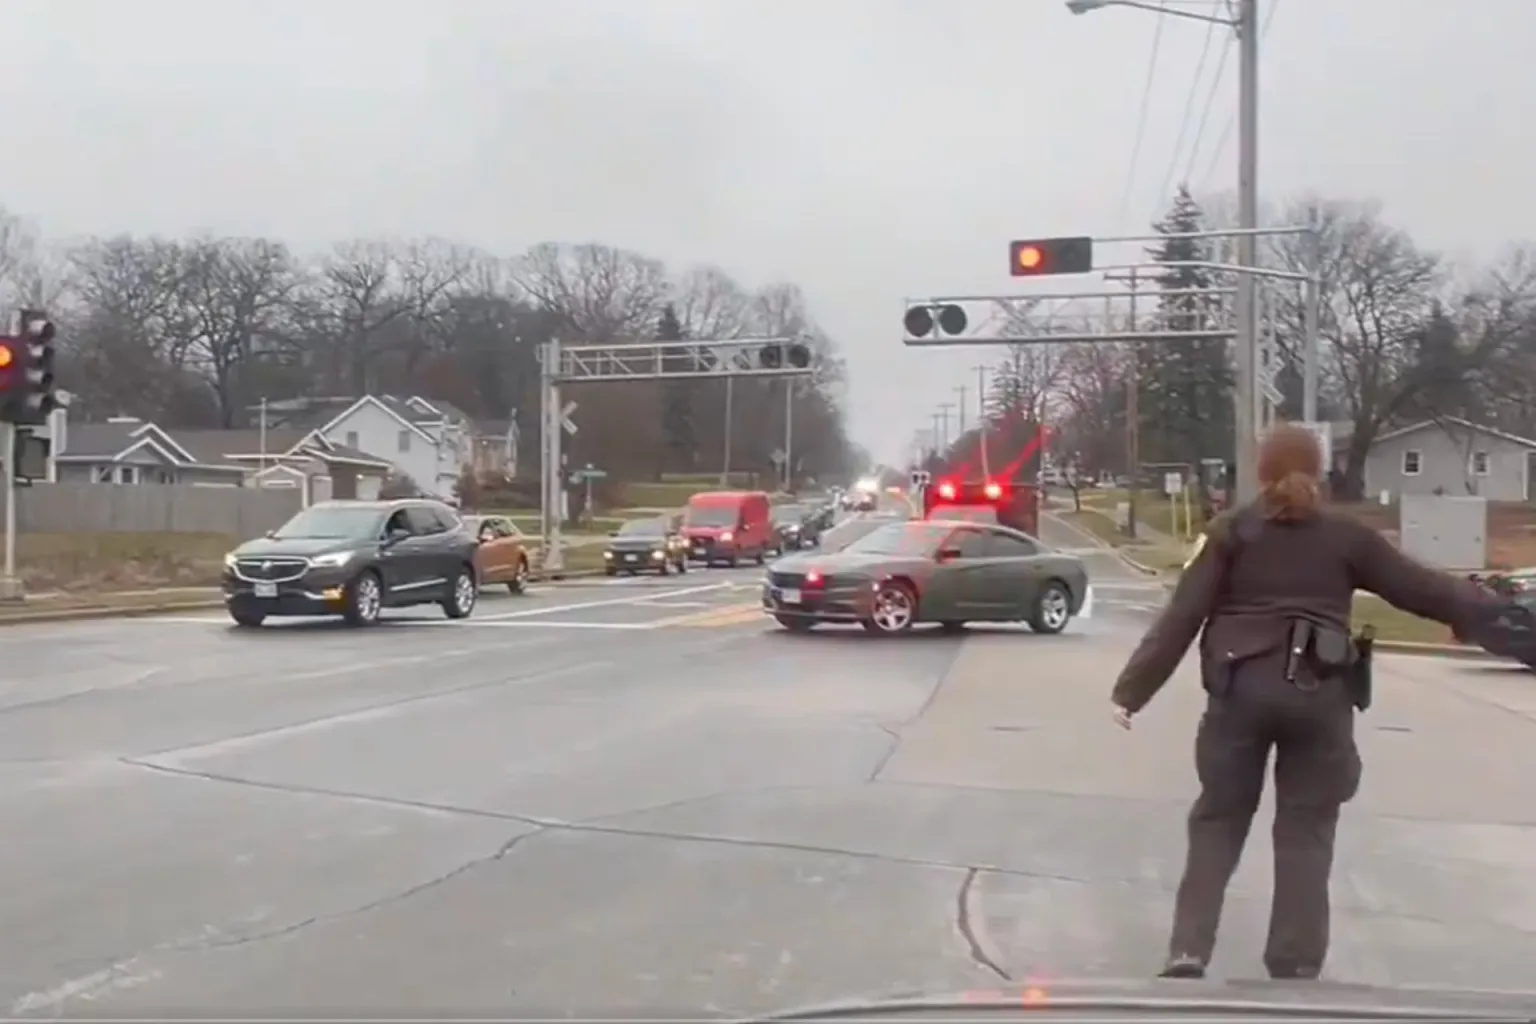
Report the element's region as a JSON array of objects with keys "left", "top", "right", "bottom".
[{"left": 1112, "top": 703, "right": 1133, "bottom": 730}]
